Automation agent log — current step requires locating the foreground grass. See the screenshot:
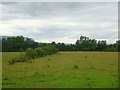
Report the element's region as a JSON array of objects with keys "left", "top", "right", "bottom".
[{"left": 2, "top": 52, "right": 118, "bottom": 88}]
